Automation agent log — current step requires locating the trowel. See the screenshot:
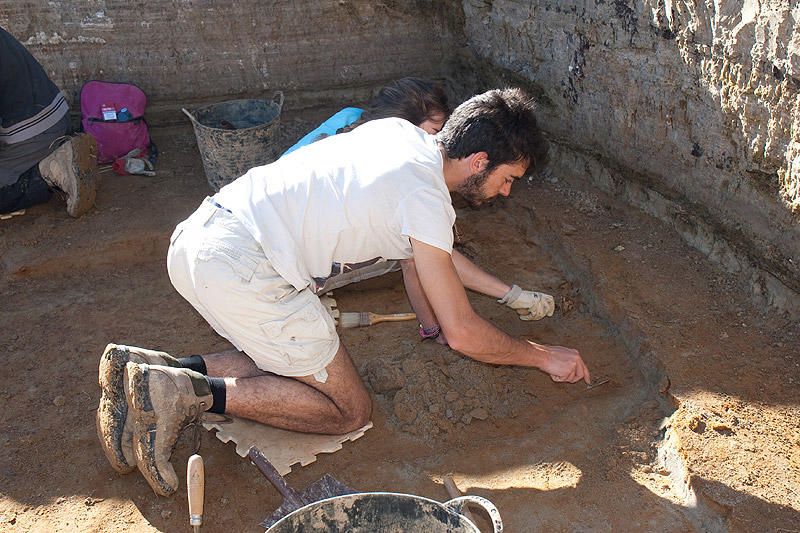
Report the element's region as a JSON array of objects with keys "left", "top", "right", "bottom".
[{"left": 248, "top": 446, "right": 356, "bottom": 528}]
